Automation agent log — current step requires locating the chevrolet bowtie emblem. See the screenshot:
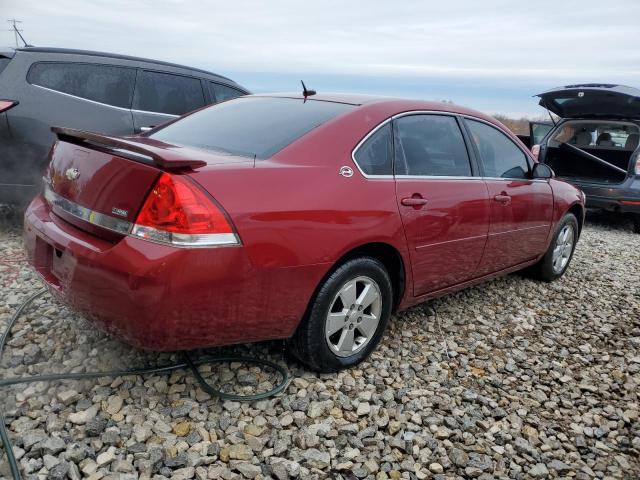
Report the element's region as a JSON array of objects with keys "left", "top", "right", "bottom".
[{"left": 65, "top": 168, "right": 80, "bottom": 181}]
